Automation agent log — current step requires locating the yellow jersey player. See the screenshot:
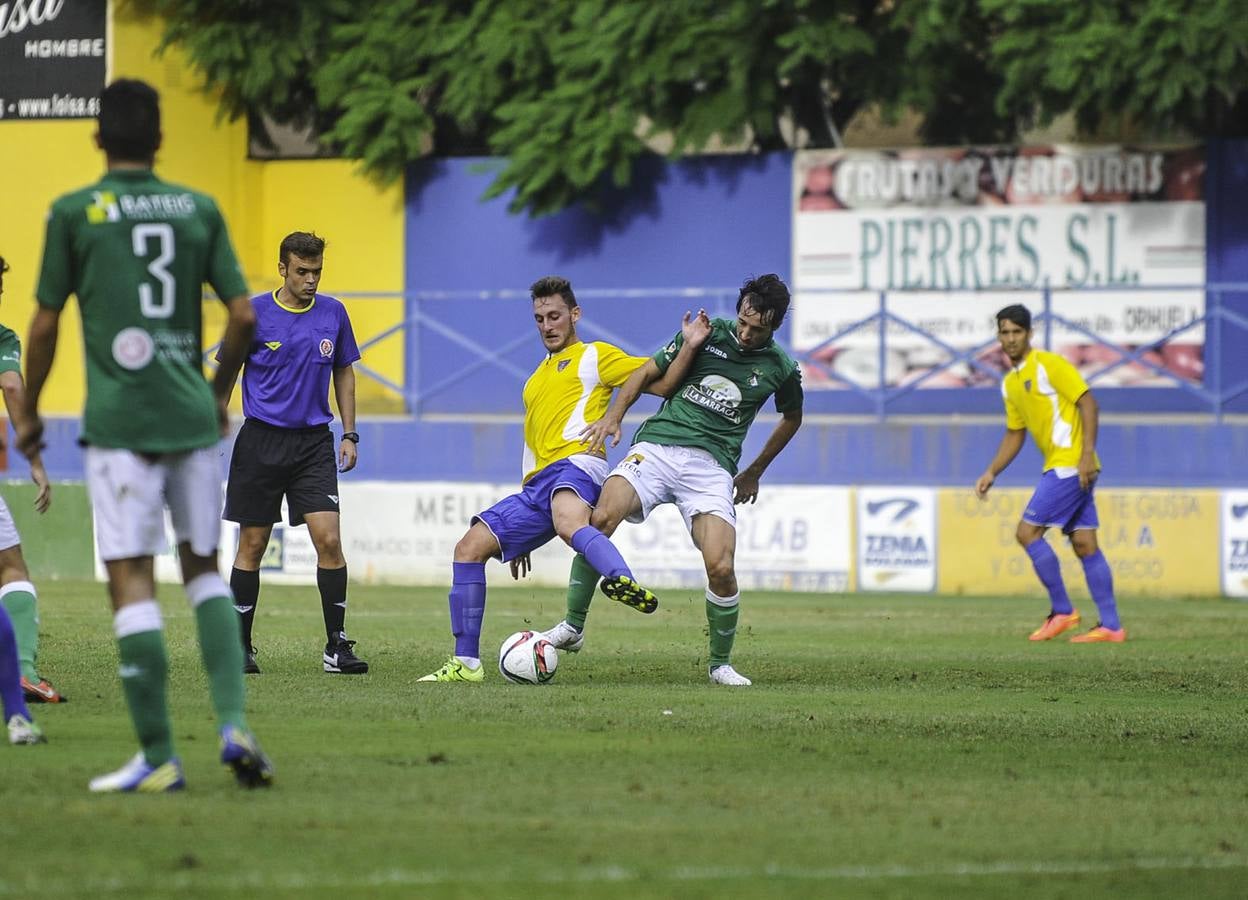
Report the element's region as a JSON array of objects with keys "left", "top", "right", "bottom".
[{"left": 976, "top": 304, "right": 1125, "bottom": 643}]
